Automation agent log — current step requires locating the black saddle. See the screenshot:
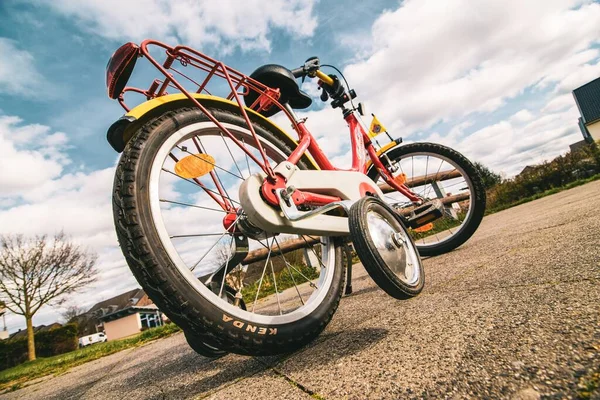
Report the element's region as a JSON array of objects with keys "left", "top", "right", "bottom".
[{"left": 244, "top": 64, "right": 312, "bottom": 117}]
